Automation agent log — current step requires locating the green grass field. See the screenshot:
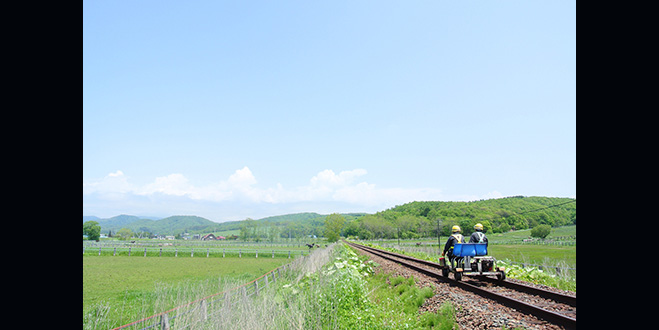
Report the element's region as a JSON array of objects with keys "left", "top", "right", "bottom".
[
  {"left": 488, "top": 244, "right": 576, "bottom": 267},
  {"left": 83, "top": 256, "right": 291, "bottom": 328}
]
